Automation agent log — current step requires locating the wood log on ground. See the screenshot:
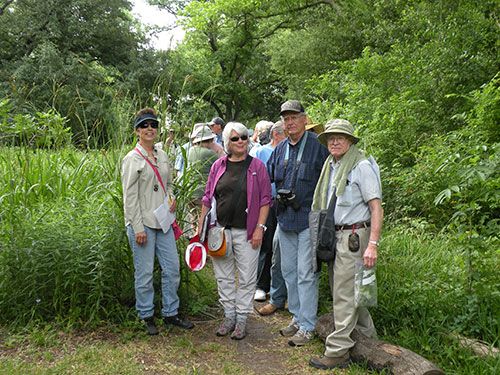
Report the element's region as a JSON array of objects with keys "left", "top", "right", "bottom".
[
  {"left": 449, "top": 332, "right": 499, "bottom": 358},
  {"left": 316, "top": 313, "right": 444, "bottom": 375}
]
